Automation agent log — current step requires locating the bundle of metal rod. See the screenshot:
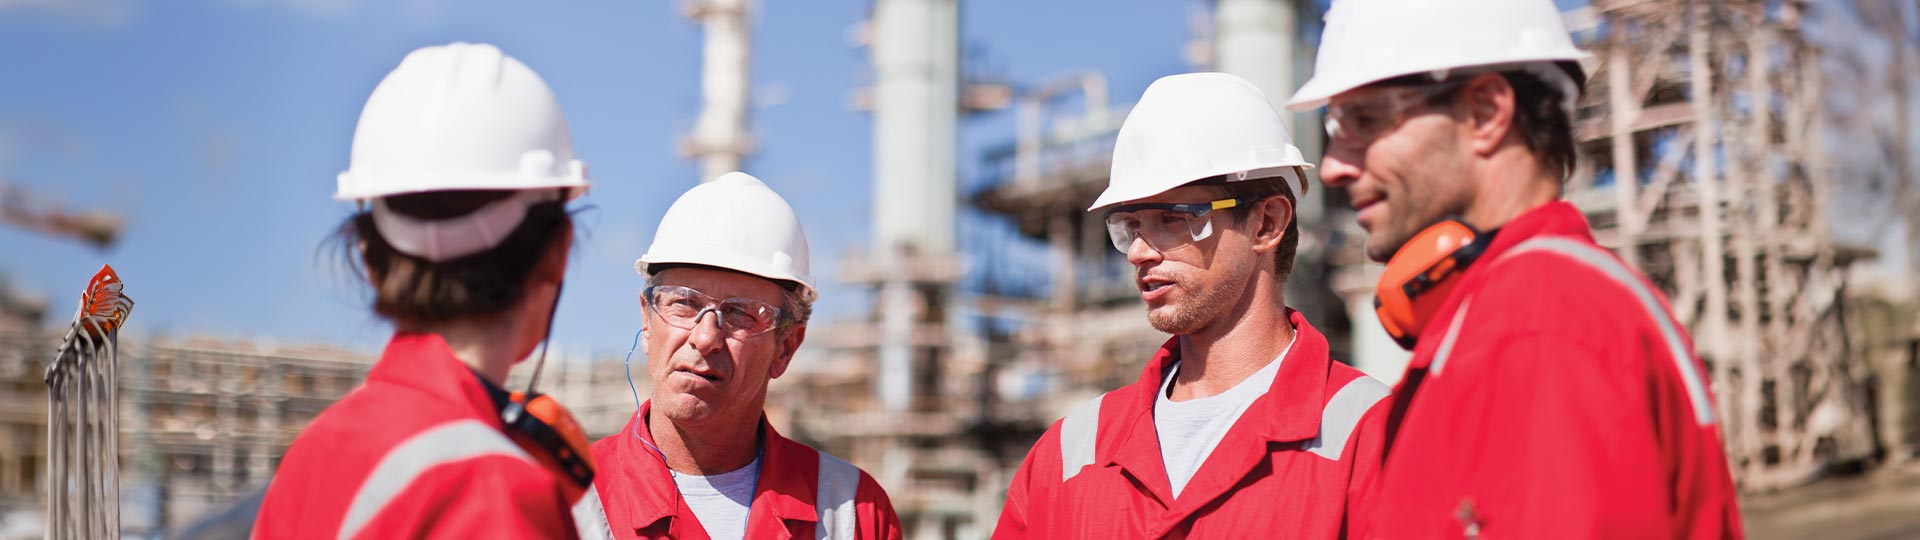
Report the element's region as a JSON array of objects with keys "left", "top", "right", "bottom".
[{"left": 43, "top": 265, "right": 132, "bottom": 540}]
